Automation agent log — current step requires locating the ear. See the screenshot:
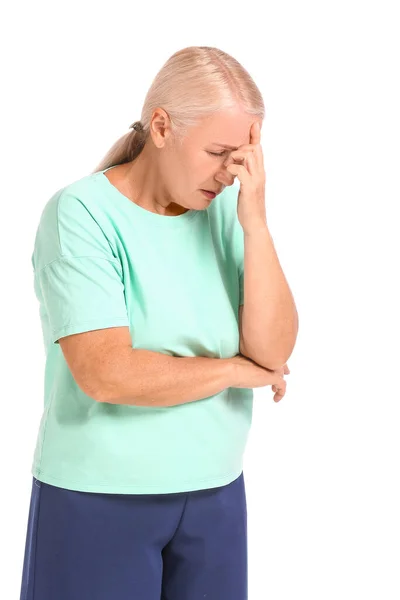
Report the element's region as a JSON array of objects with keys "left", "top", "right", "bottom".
[{"left": 151, "top": 109, "right": 172, "bottom": 147}]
